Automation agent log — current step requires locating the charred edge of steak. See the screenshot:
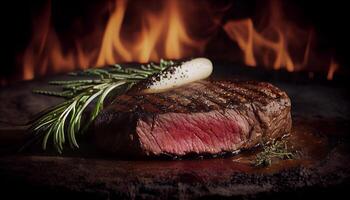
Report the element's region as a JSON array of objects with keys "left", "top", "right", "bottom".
[
  {"left": 110, "top": 80, "right": 288, "bottom": 115},
  {"left": 93, "top": 80, "right": 292, "bottom": 158},
  {"left": 93, "top": 110, "right": 145, "bottom": 157}
]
